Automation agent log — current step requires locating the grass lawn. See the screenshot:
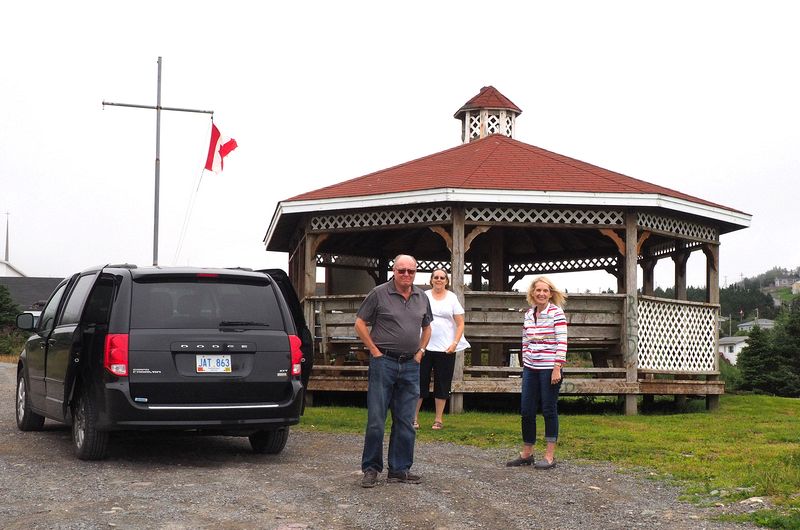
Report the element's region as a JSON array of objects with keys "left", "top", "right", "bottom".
[{"left": 299, "top": 394, "right": 800, "bottom": 529}]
